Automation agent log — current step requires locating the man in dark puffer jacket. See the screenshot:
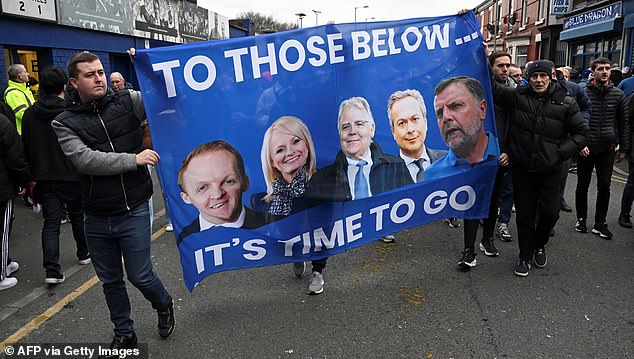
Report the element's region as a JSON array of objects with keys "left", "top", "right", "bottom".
[
  {"left": 574, "top": 57, "right": 630, "bottom": 239},
  {"left": 493, "top": 60, "right": 589, "bottom": 277},
  {"left": 51, "top": 52, "right": 174, "bottom": 349}
]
